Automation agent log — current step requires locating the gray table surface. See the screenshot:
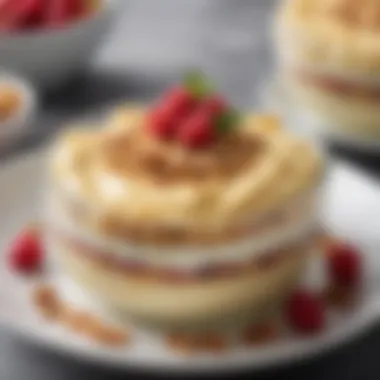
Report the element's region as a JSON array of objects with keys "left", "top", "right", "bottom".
[{"left": 2, "top": 1, "right": 380, "bottom": 379}]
